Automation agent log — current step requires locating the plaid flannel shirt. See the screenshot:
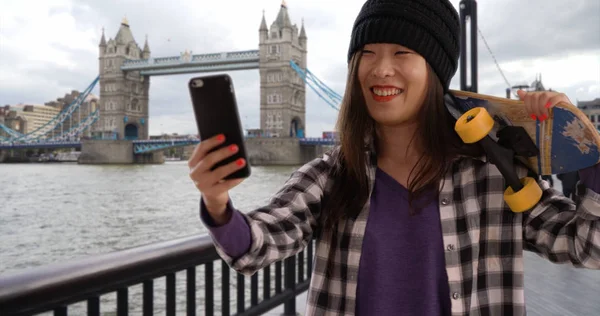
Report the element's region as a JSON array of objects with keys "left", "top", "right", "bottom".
[{"left": 211, "top": 147, "right": 600, "bottom": 316}]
